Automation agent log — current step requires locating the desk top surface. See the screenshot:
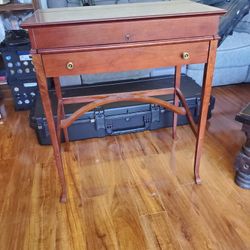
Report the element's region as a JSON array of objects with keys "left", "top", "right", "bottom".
[{"left": 22, "top": 0, "right": 225, "bottom": 28}]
